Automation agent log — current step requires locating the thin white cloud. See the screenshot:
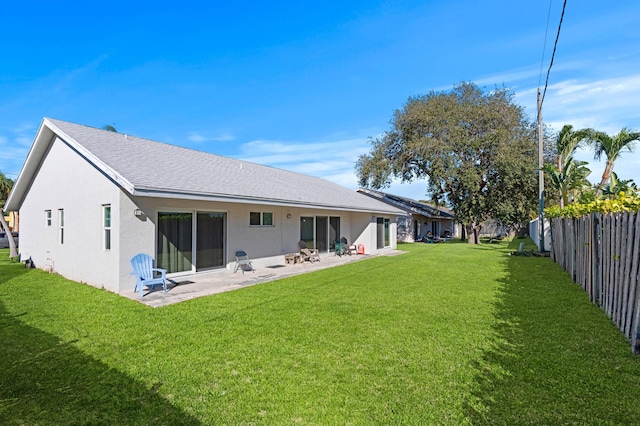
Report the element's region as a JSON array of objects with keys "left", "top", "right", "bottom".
[
  {"left": 187, "top": 131, "right": 235, "bottom": 143},
  {"left": 187, "top": 132, "right": 207, "bottom": 143},
  {"left": 517, "top": 73, "right": 640, "bottom": 132},
  {"left": 0, "top": 126, "right": 37, "bottom": 178},
  {"left": 50, "top": 54, "right": 110, "bottom": 95},
  {"left": 234, "top": 134, "right": 432, "bottom": 201},
  {"left": 236, "top": 136, "right": 375, "bottom": 188},
  {"left": 525, "top": 73, "right": 640, "bottom": 184}
]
